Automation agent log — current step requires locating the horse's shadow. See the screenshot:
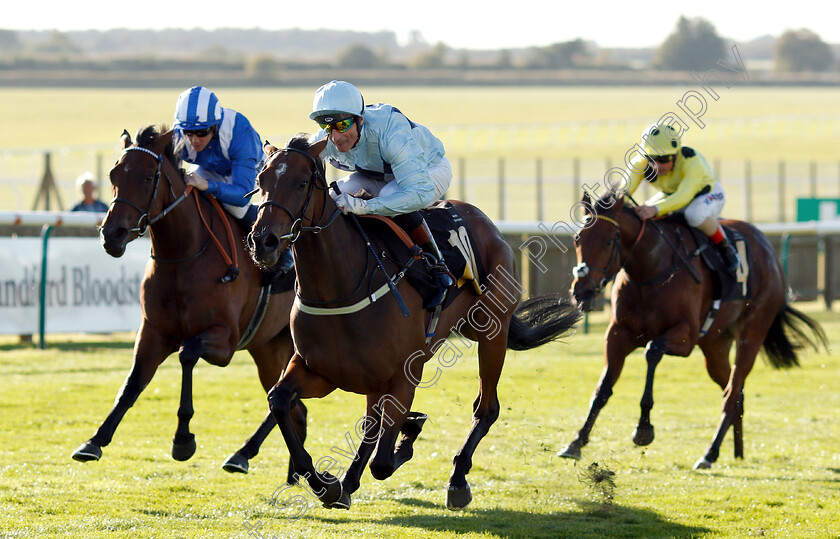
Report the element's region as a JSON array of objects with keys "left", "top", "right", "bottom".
[{"left": 310, "top": 499, "right": 710, "bottom": 538}]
